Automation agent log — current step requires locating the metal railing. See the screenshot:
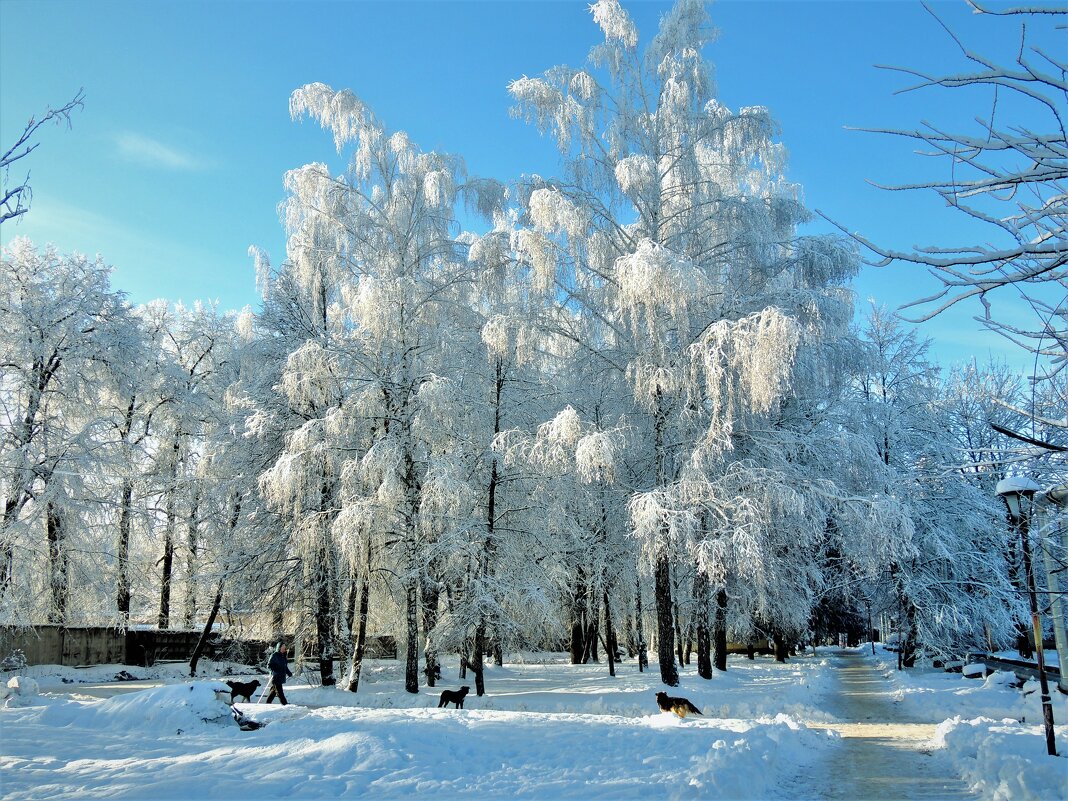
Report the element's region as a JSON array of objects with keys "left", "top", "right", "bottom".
[{"left": 968, "top": 652, "right": 1062, "bottom": 685}]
